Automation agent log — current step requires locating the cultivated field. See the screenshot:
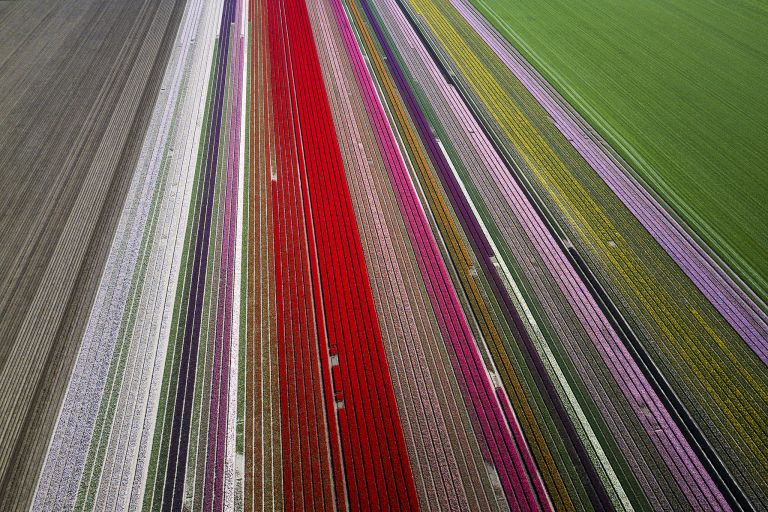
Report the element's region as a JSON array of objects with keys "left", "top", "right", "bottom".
[
  {"left": 2, "top": 0, "right": 766, "bottom": 510},
  {"left": 471, "top": 0, "right": 768, "bottom": 301}
]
